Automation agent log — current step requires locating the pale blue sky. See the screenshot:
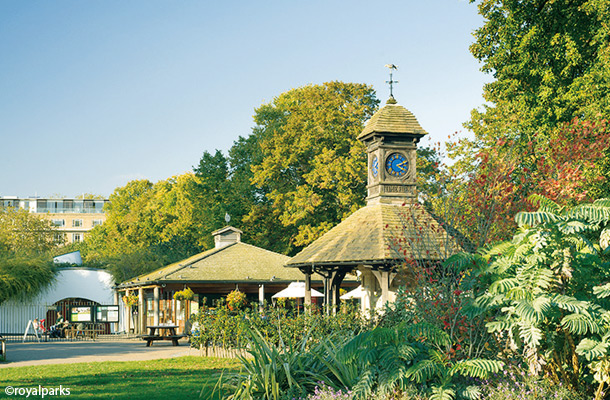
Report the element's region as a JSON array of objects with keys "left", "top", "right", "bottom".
[{"left": 0, "top": 0, "right": 489, "bottom": 198}]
